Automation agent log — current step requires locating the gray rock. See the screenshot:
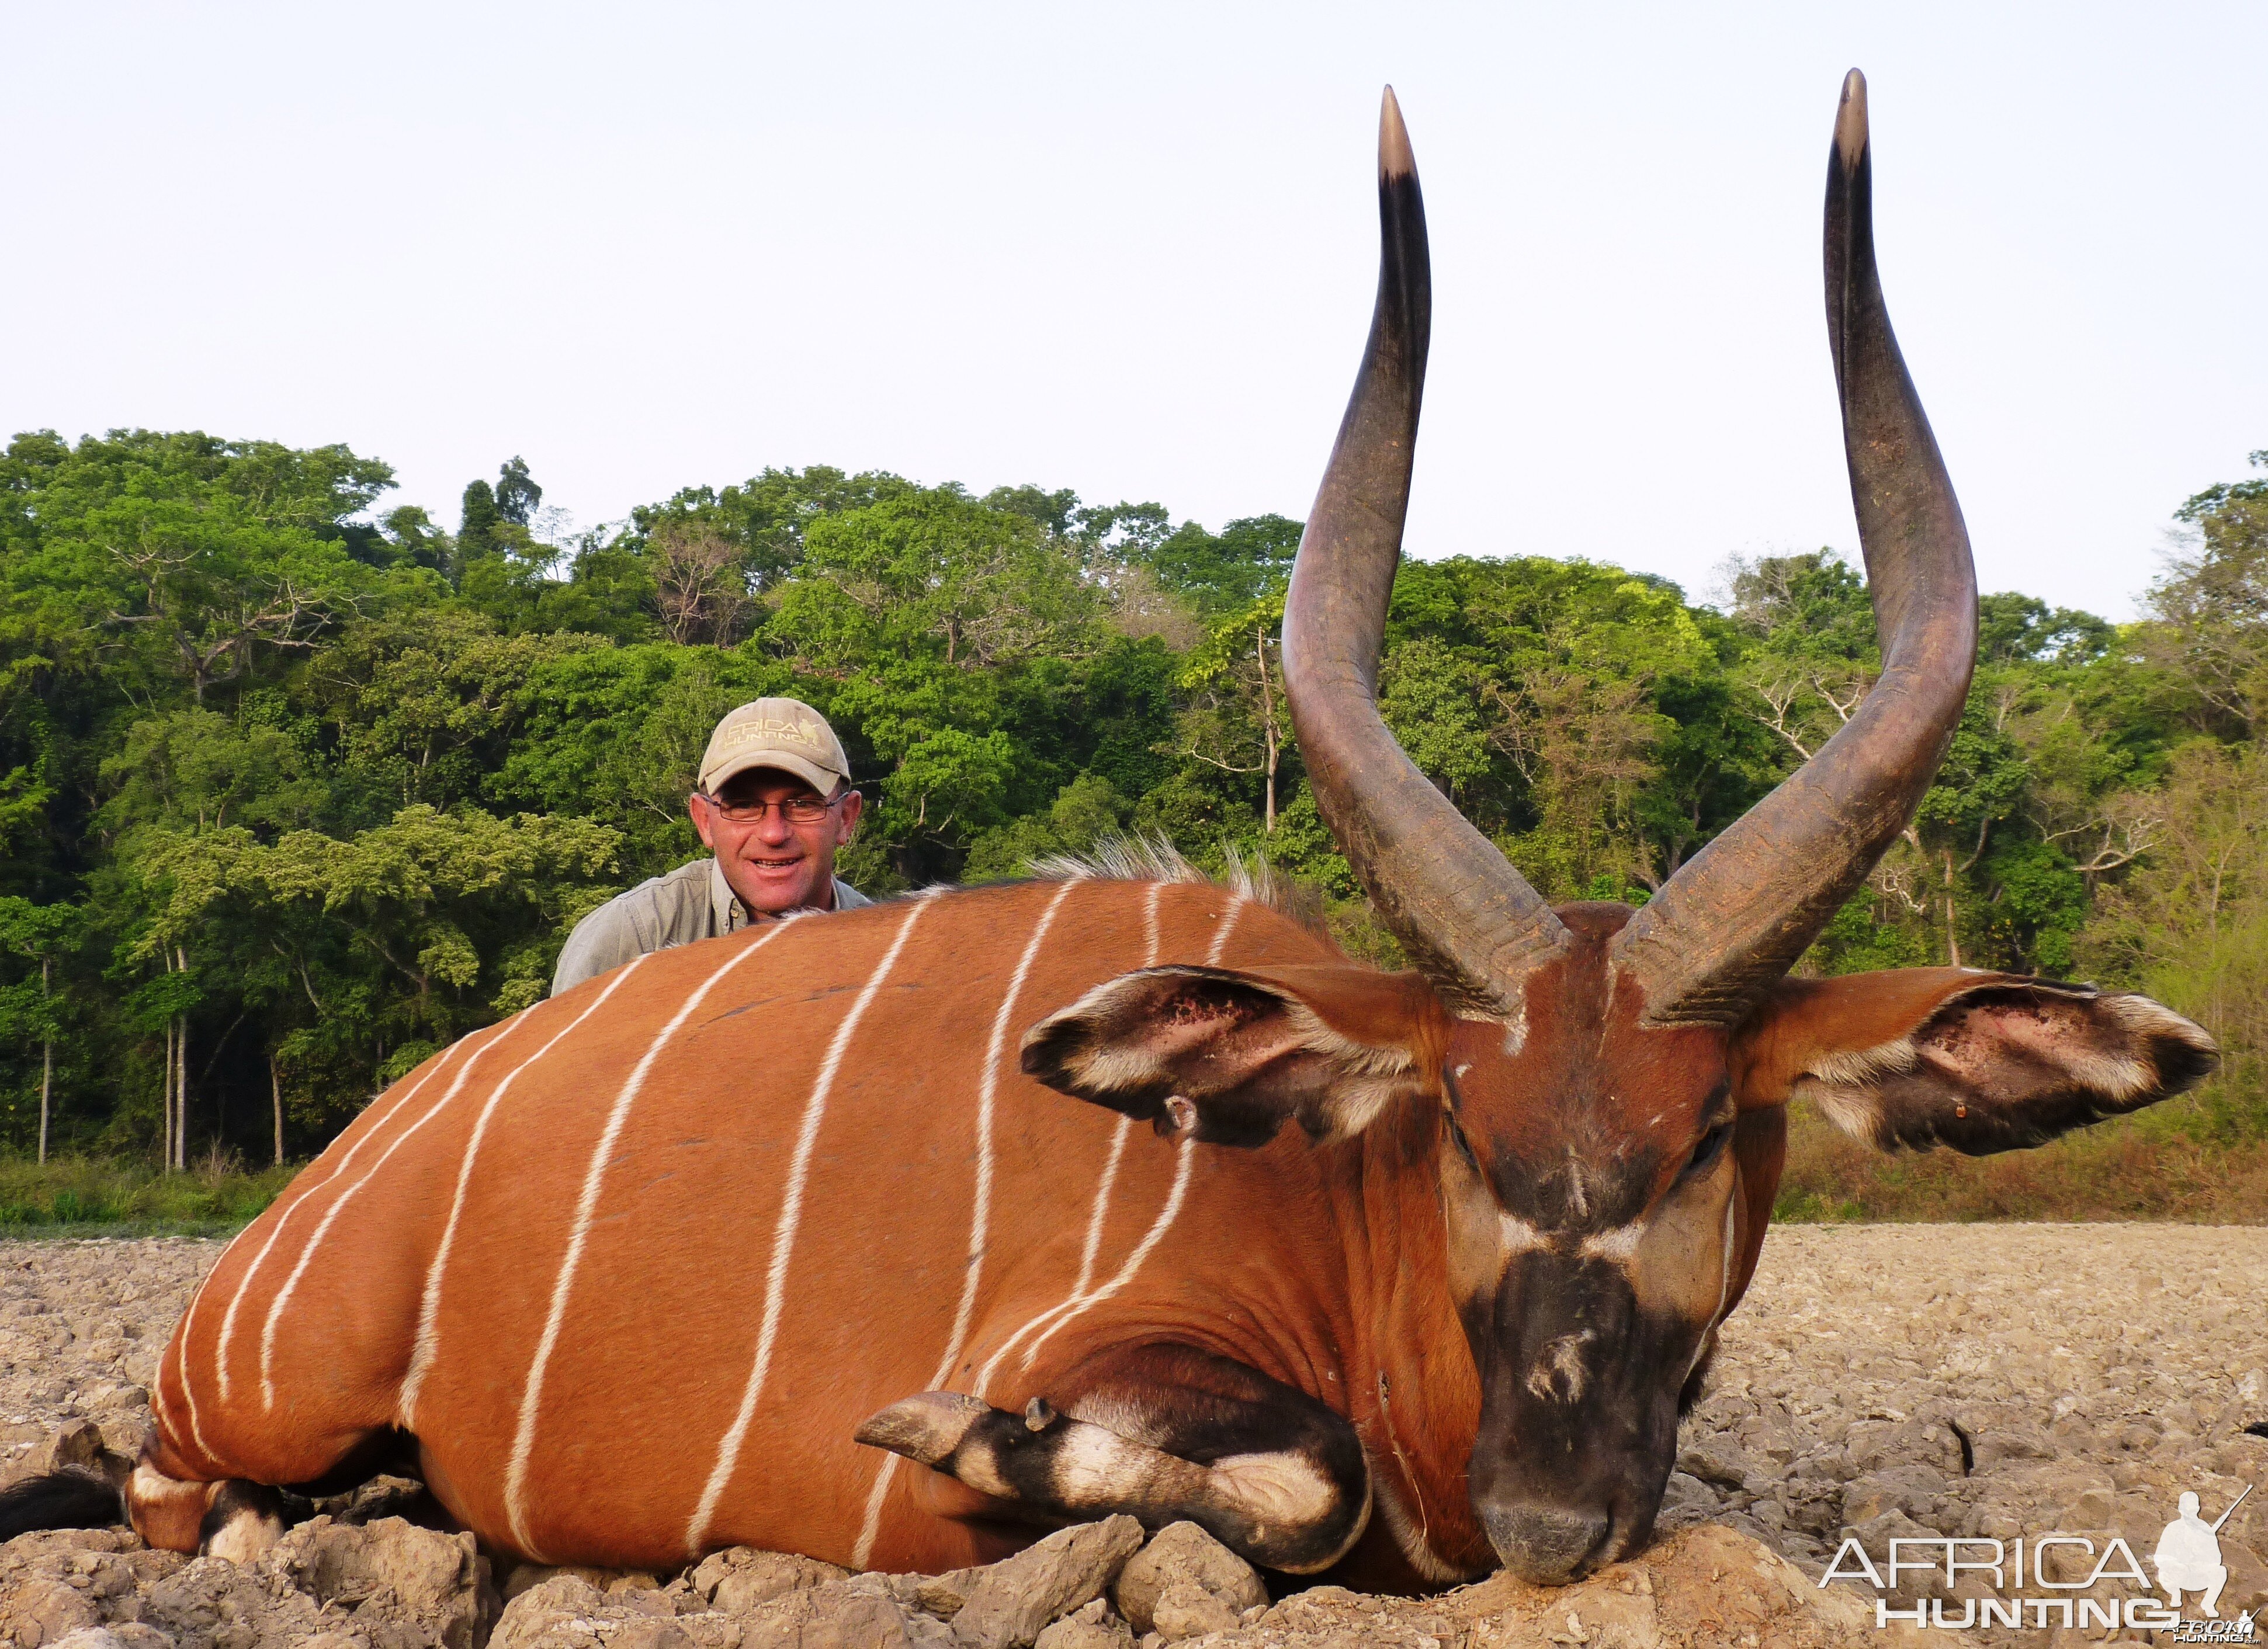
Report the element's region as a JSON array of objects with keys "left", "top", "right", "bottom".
[
  {"left": 840, "top": 1573, "right": 933, "bottom": 1615},
  {"left": 737, "top": 1585, "right": 944, "bottom": 1648},
  {"left": 1108, "top": 1525, "right": 1264, "bottom": 1637},
  {"left": 499, "top": 1561, "right": 622, "bottom": 1605},
  {"left": 609, "top": 1625, "right": 698, "bottom": 1649},
  {"left": 1837, "top": 1463, "right": 1948, "bottom": 1528},
  {"left": 1030, "top": 1619, "right": 1130, "bottom": 1649},
  {"left": 141, "top": 1553, "right": 320, "bottom": 1645},
  {"left": 1030, "top": 1598, "right": 1119, "bottom": 1647},
  {"left": 494, "top": 1586, "right": 749, "bottom": 1649},
  {"left": 31, "top": 1418, "right": 104, "bottom": 1474},
  {"left": 1676, "top": 1436, "right": 1752, "bottom": 1490},
  {"left": 1144, "top": 1584, "right": 1237, "bottom": 1643},
  {"left": 949, "top": 1518, "right": 1145, "bottom": 1649},
  {"left": 692, "top": 1548, "right": 853, "bottom": 1614},
  {"left": 92, "top": 1417, "right": 148, "bottom": 1463},
  {"left": 907, "top": 1570, "right": 982, "bottom": 1622},
  {"left": 7, "top": 1577, "right": 103, "bottom": 1643},
  {"left": 1969, "top": 1420, "right": 2054, "bottom": 1470},
  {"left": 261, "top": 1514, "right": 488, "bottom": 1648},
  {"left": 488, "top": 1573, "right": 611, "bottom": 1649},
  {"left": 1653, "top": 1470, "right": 1718, "bottom": 1526}
]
